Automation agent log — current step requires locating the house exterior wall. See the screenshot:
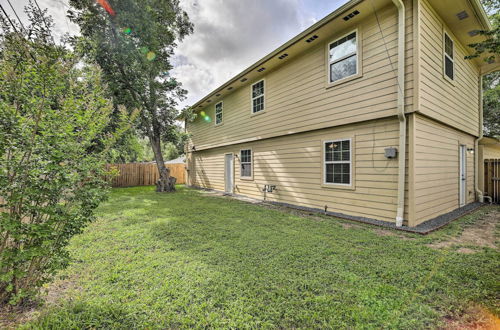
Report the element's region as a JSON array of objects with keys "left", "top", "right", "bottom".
[
  {"left": 189, "top": 118, "right": 401, "bottom": 223},
  {"left": 481, "top": 145, "right": 500, "bottom": 159},
  {"left": 412, "top": 114, "right": 475, "bottom": 225},
  {"left": 186, "top": 0, "right": 486, "bottom": 227},
  {"left": 187, "top": 1, "right": 414, "bottom": 151},
  {"left": 417, "top": 0, "right": 480, "bottom": 137}
]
